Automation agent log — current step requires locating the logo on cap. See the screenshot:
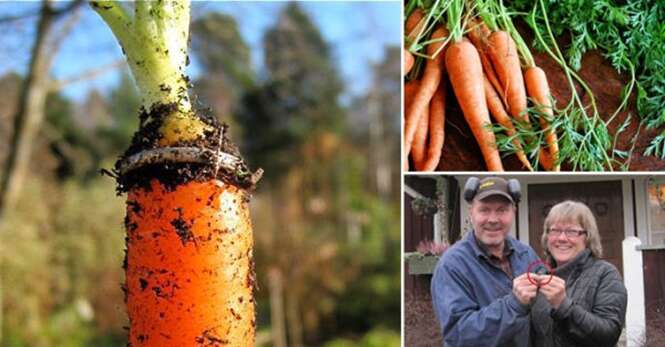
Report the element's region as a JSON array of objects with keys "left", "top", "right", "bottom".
[{"left": 480, "top": 180, "right": 495, "bottom": 189}]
